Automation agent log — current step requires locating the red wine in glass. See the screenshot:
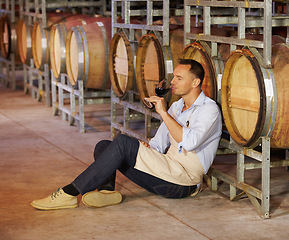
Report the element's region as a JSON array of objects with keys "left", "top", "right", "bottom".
[{"left": 155, "top": 79, "right": 170, "bottom": 97}]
